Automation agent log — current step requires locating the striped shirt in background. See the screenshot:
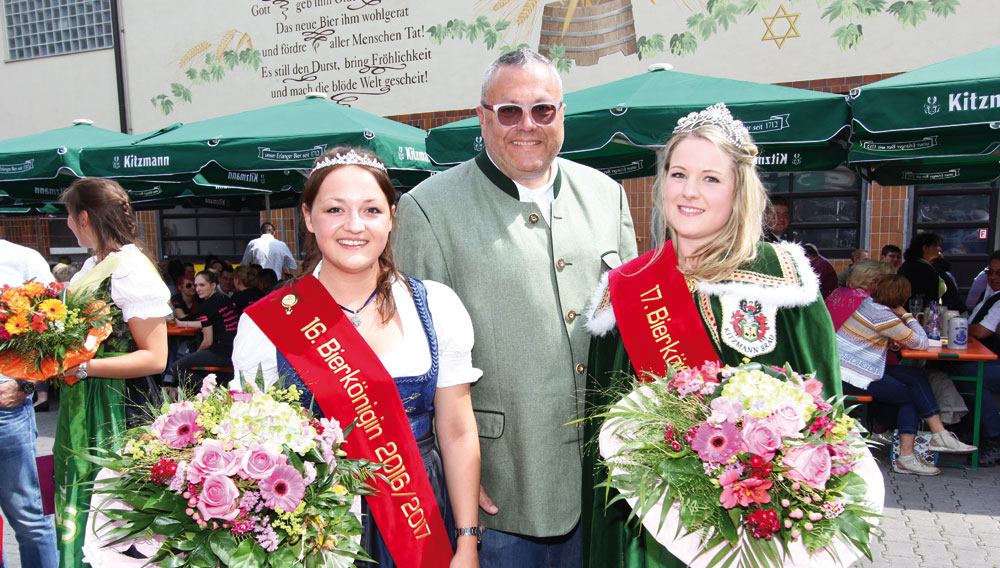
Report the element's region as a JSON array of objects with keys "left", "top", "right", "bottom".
[{"left": 836, "top": 297, "right": 928, "bottom": 389}]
